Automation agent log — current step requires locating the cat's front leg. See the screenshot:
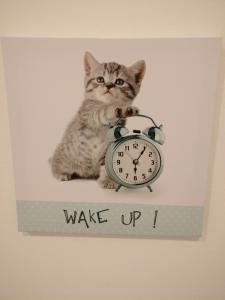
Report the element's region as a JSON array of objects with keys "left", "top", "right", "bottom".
[{"left": 97, "top": 165, "right": 117, "bottom": 189}]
